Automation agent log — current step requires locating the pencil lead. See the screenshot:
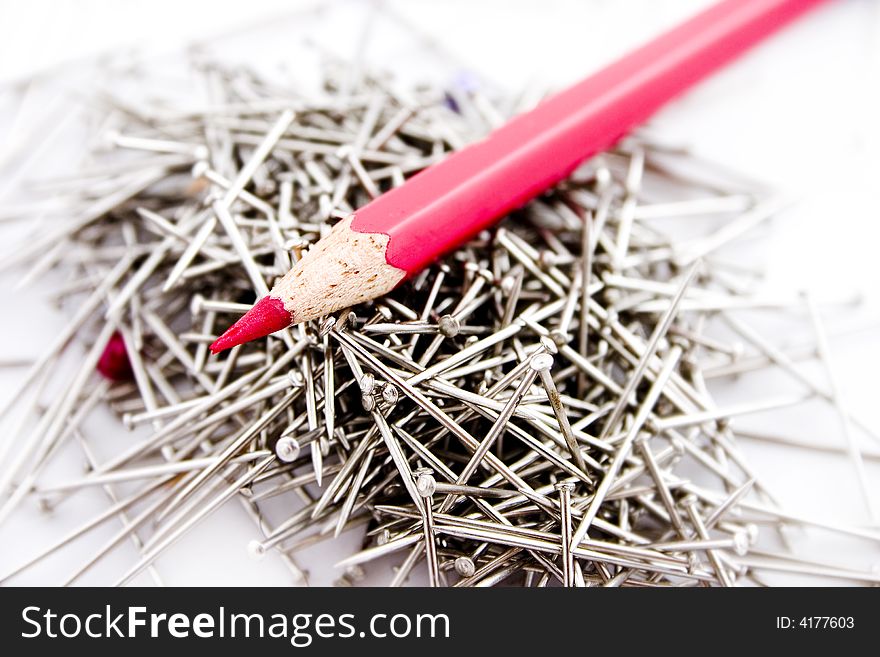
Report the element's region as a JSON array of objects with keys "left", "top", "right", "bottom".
[{"left": 210, "top": 296, "right": 292, "bottom": 354}]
